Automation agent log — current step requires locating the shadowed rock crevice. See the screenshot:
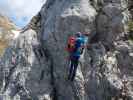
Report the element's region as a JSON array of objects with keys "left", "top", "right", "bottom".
[{"left": 42, "top": 45, "right": 58, "bottom": 100}]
